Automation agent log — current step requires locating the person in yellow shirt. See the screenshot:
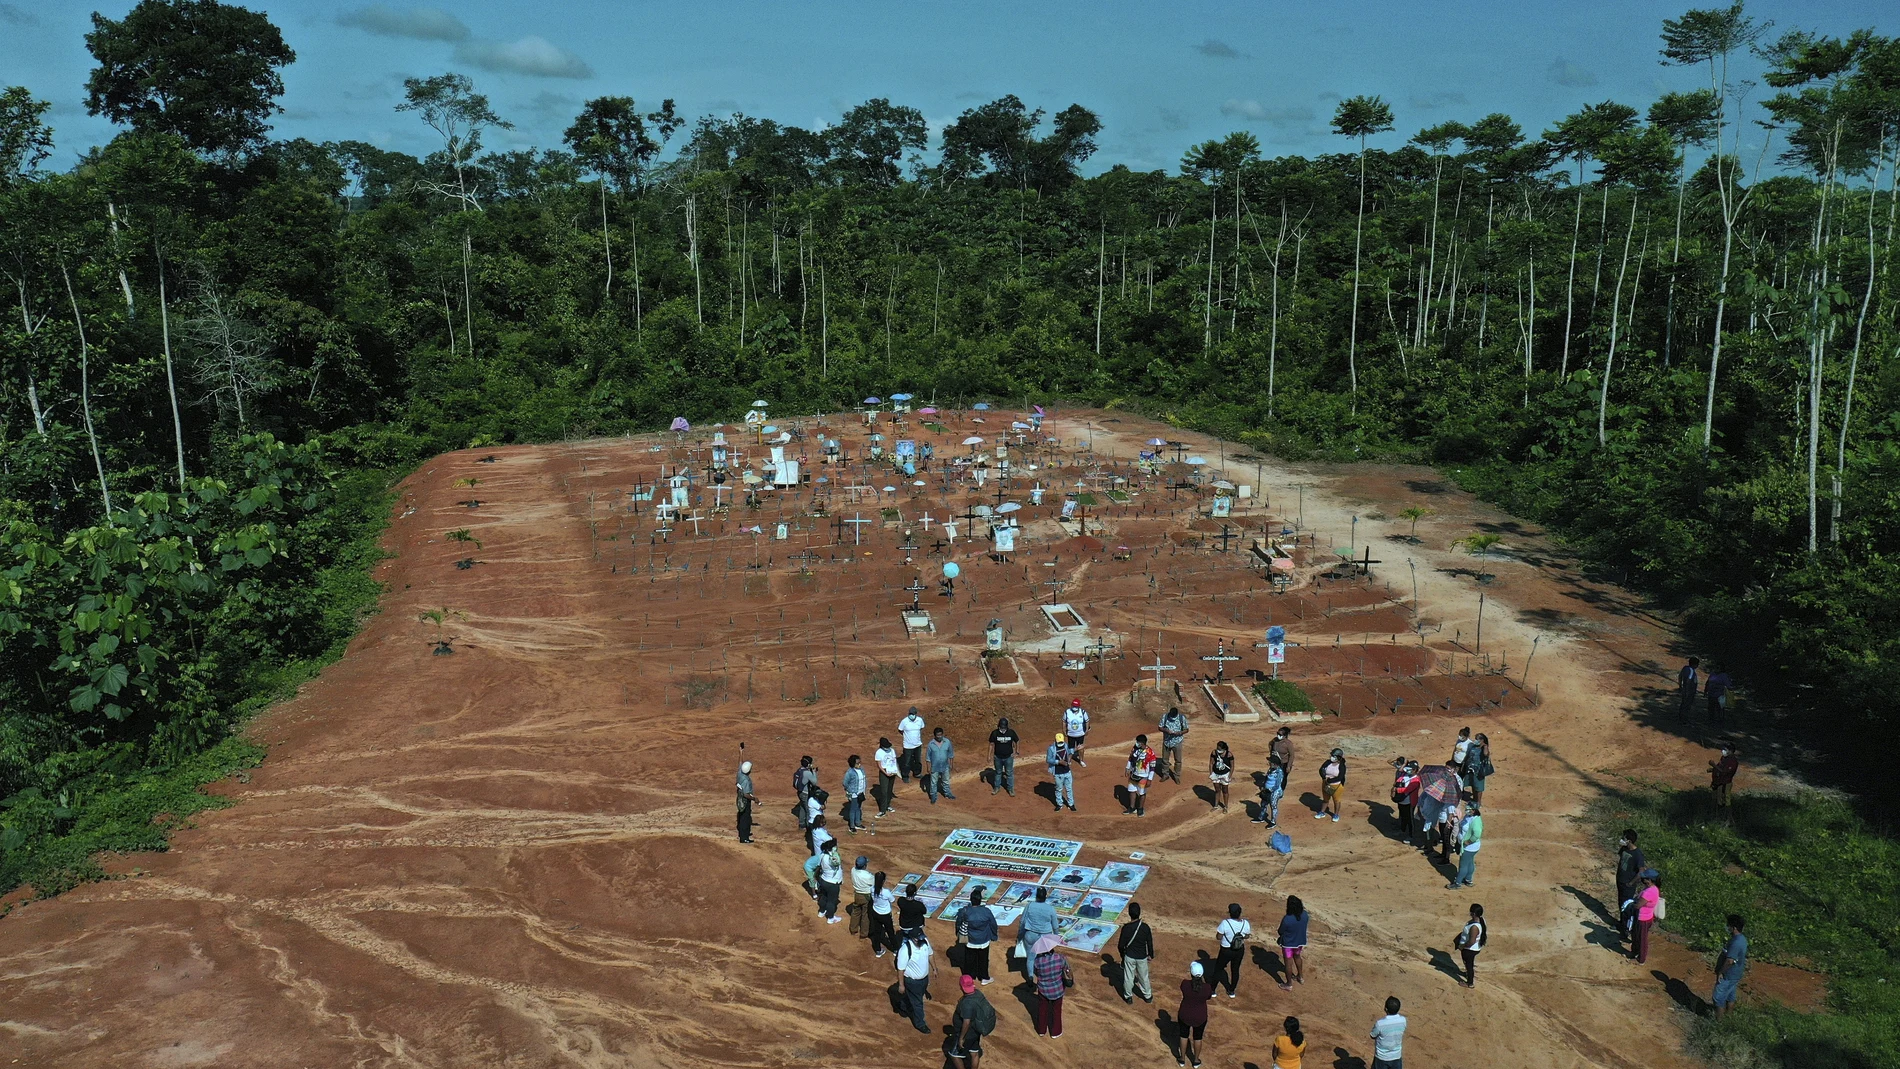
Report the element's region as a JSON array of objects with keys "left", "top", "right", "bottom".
[{"left": 1272, "top": 1016, "right": 1306, "bottom": 1068}]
